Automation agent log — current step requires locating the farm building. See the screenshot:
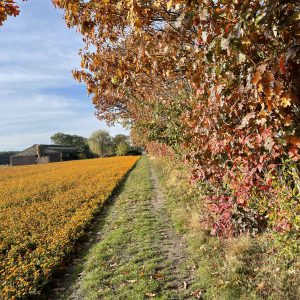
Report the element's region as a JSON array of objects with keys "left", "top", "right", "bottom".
[{"left": 10, "top": 144, "right": 79, "bottom": 166}]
